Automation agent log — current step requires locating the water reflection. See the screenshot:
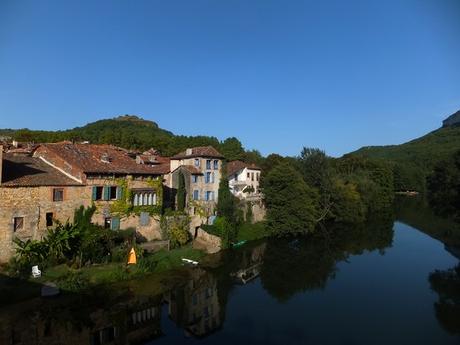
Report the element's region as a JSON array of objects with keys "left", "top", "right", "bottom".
[
  {"left": 261, "top": 213, "right": 394, "bottom": 302},
  {"left": 3, "top": 202, "right": 460, "bottom": 344},
  {"left": 395, "top": 196, "right": 460, "bottom": 337}
]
